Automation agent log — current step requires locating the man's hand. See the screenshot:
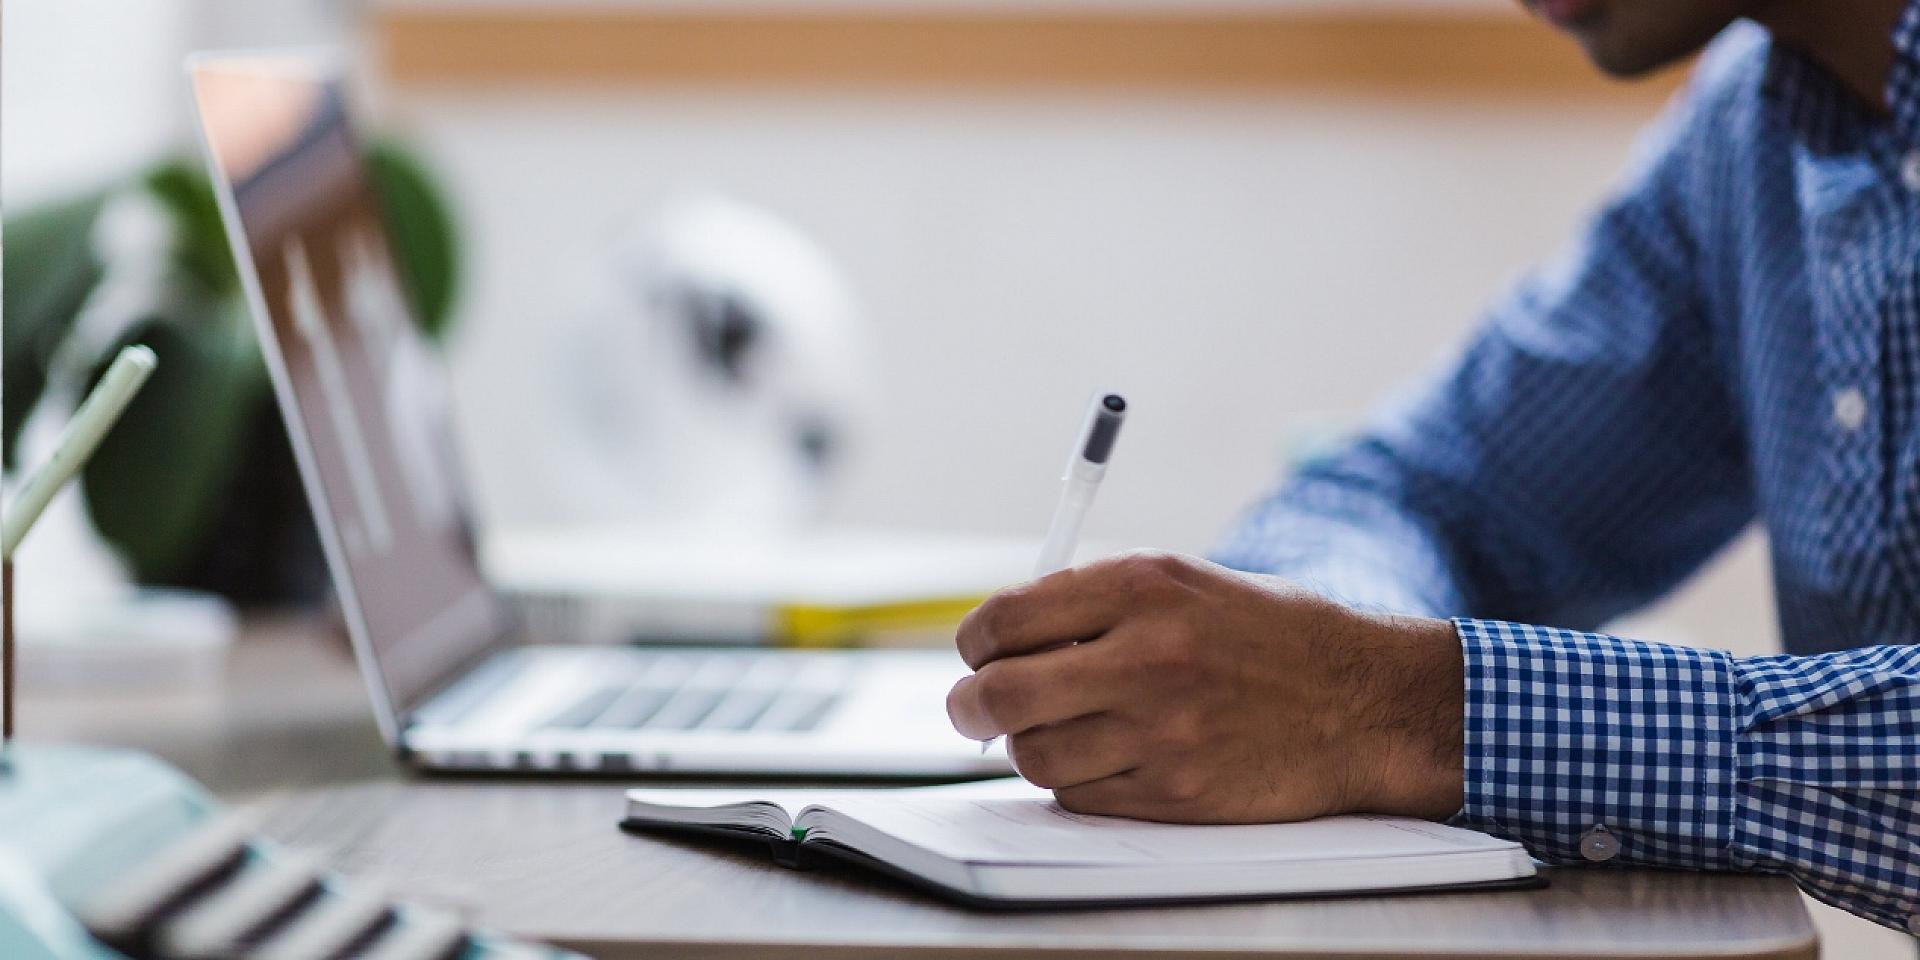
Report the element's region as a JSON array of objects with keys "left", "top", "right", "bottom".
[{"left": 946, "top": 551, "right": 1465, "bottom": 823}]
